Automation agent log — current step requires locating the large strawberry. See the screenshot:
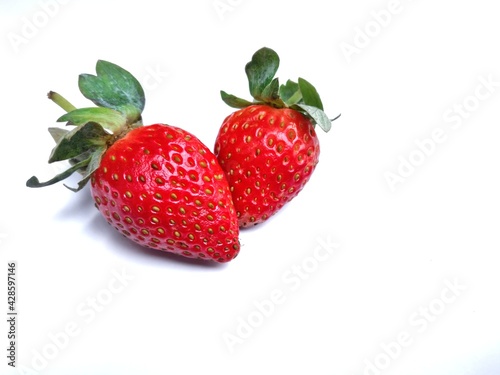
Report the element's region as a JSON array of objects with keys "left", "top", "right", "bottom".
[
  {"left": 27, "top": 61, "right": 240, "bottom": 263},
  {"left": 214, "top": 47, "right": 339, "bottom": 227}
]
